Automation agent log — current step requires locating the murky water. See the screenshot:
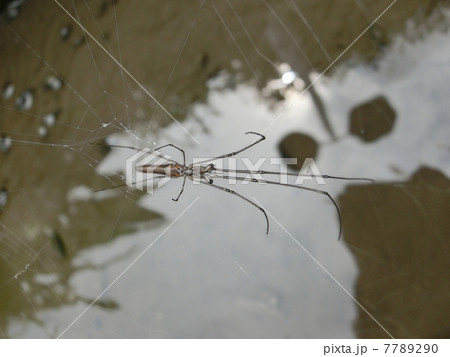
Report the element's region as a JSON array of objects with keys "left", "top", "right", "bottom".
[{"left": 0, "top": 0, "right": 449, "bottom": 338}]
